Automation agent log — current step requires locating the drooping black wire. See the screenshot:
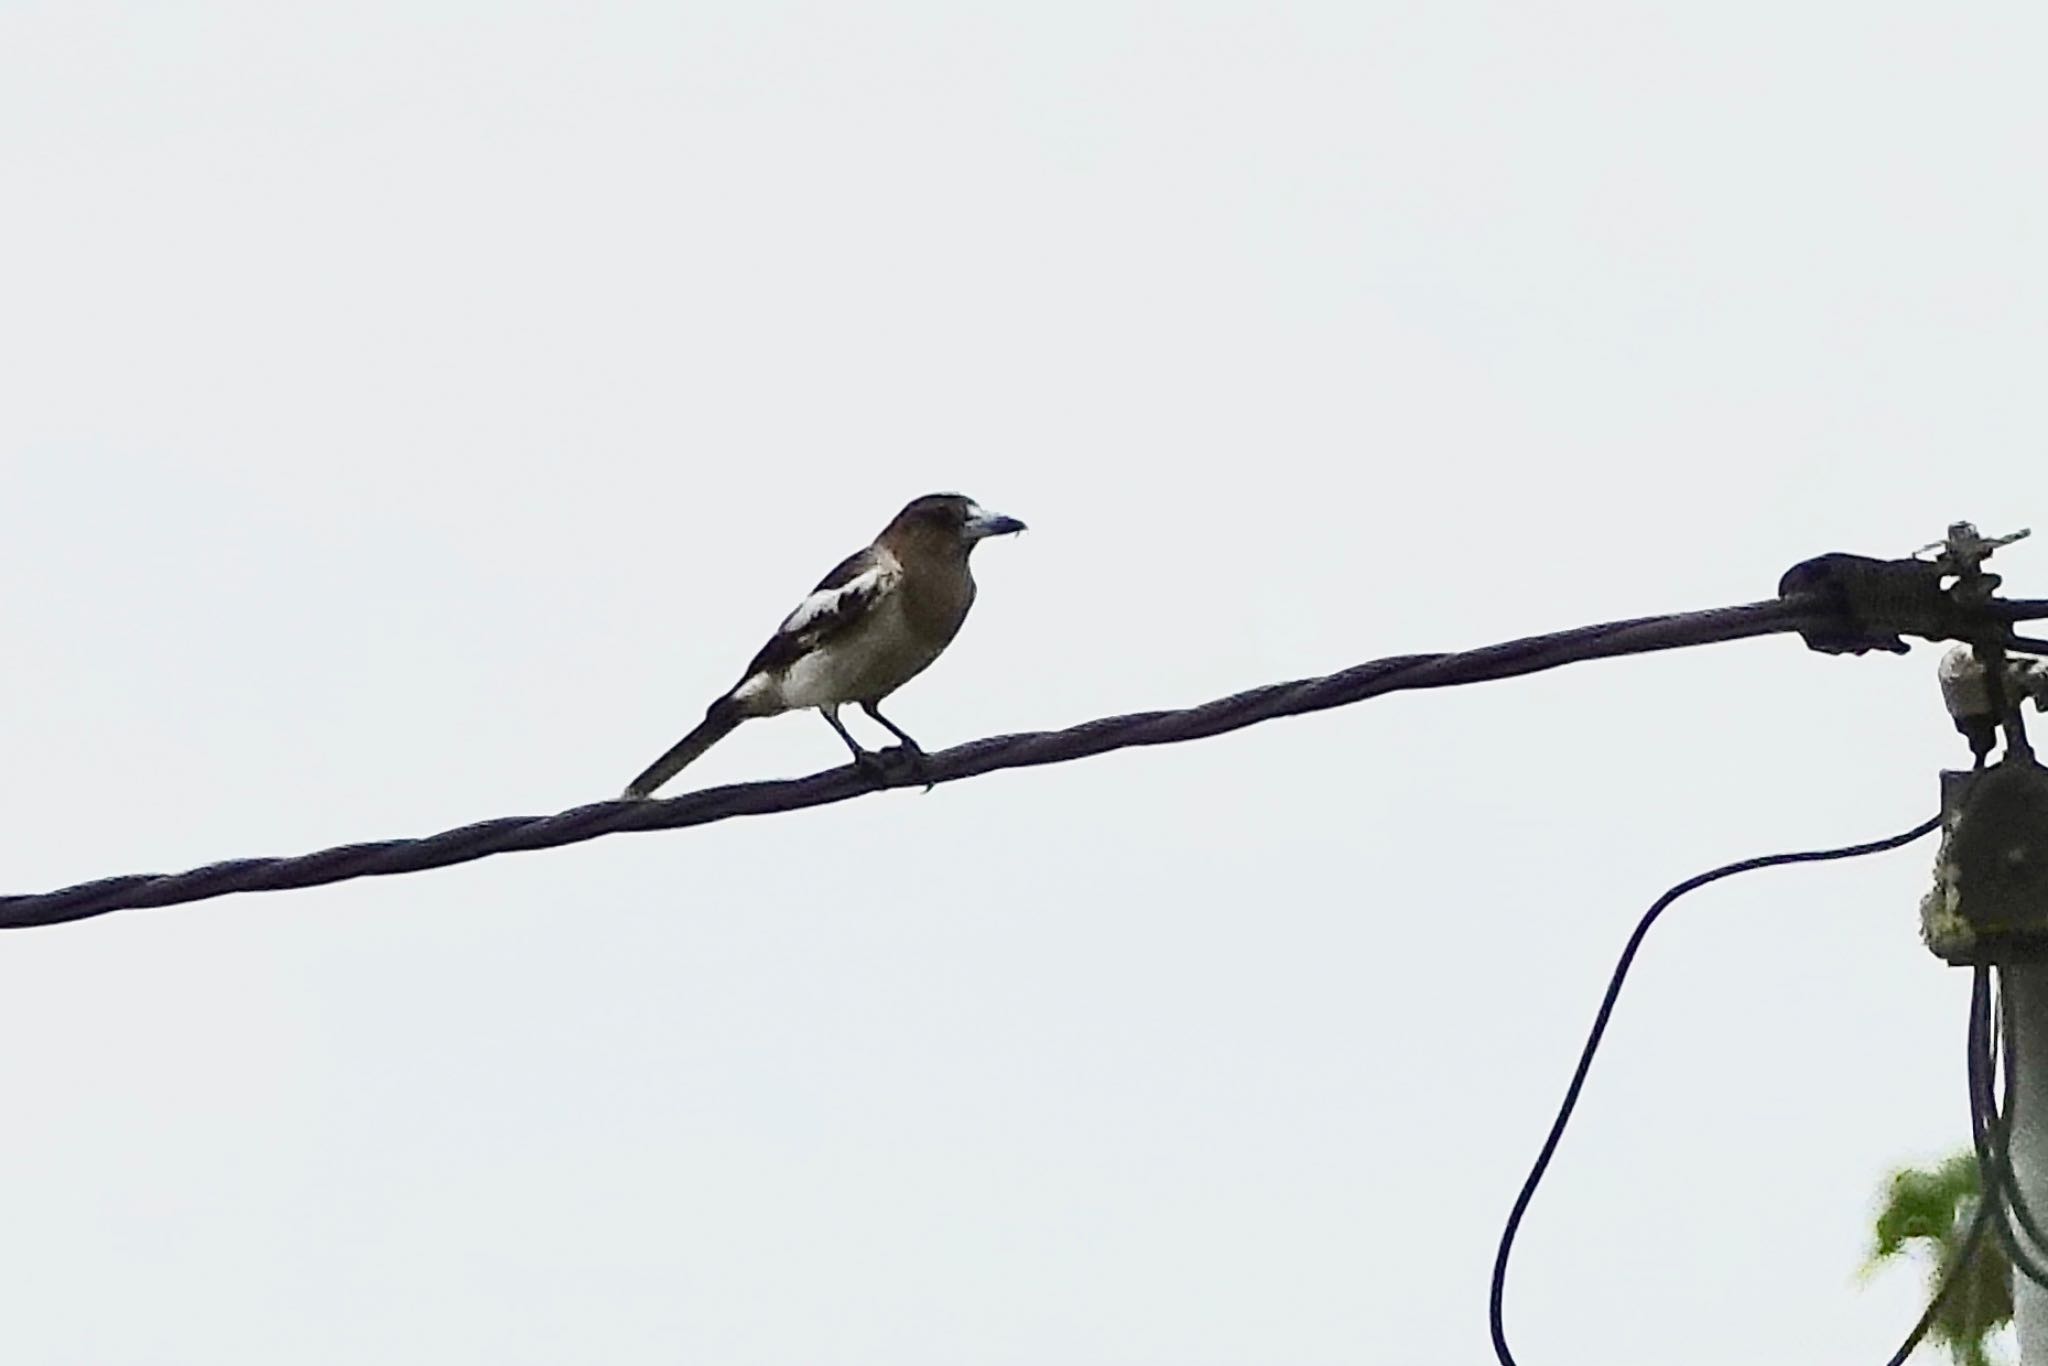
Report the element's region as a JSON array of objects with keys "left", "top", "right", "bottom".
[
  {"left": 1870, "top": 975, "right": 2006, "bottom": 1366},
  {"left": 1488, "top": 812, "right": 1943, "bottom": 1366},
  {"left": 1878, "top": 942, "right": 2048, "bottom": 1366},
  {"left": 1966, "top": 967, "right": 2048, "bottom": 1291},
  {"left": 1996, "top": 973, "right": 2048, "bottom": 1267},
  {"left": 0, "top": 595, "right": 1830, "bottom": 931}
]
